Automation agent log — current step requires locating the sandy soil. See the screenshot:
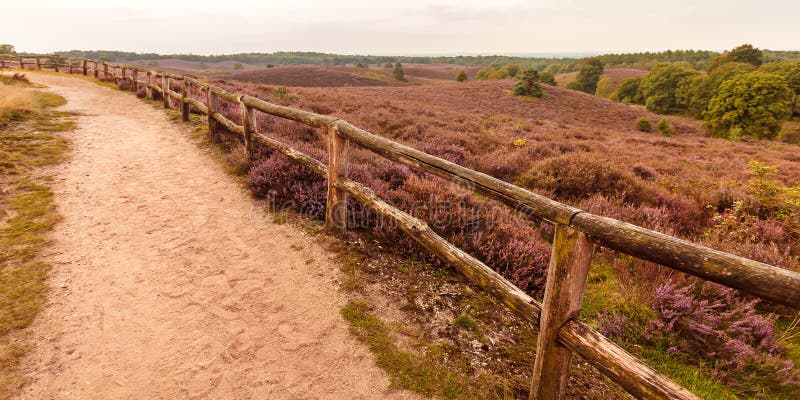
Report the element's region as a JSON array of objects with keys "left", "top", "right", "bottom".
[{"left": 18, "top": 73, "right": 416, "bottom": 400}]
